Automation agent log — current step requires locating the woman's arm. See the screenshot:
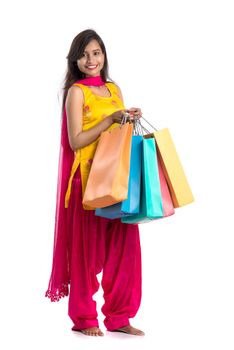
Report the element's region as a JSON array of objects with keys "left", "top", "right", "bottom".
[{"left": 66, "top": 86, "right": 127, "bottom": 152}]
